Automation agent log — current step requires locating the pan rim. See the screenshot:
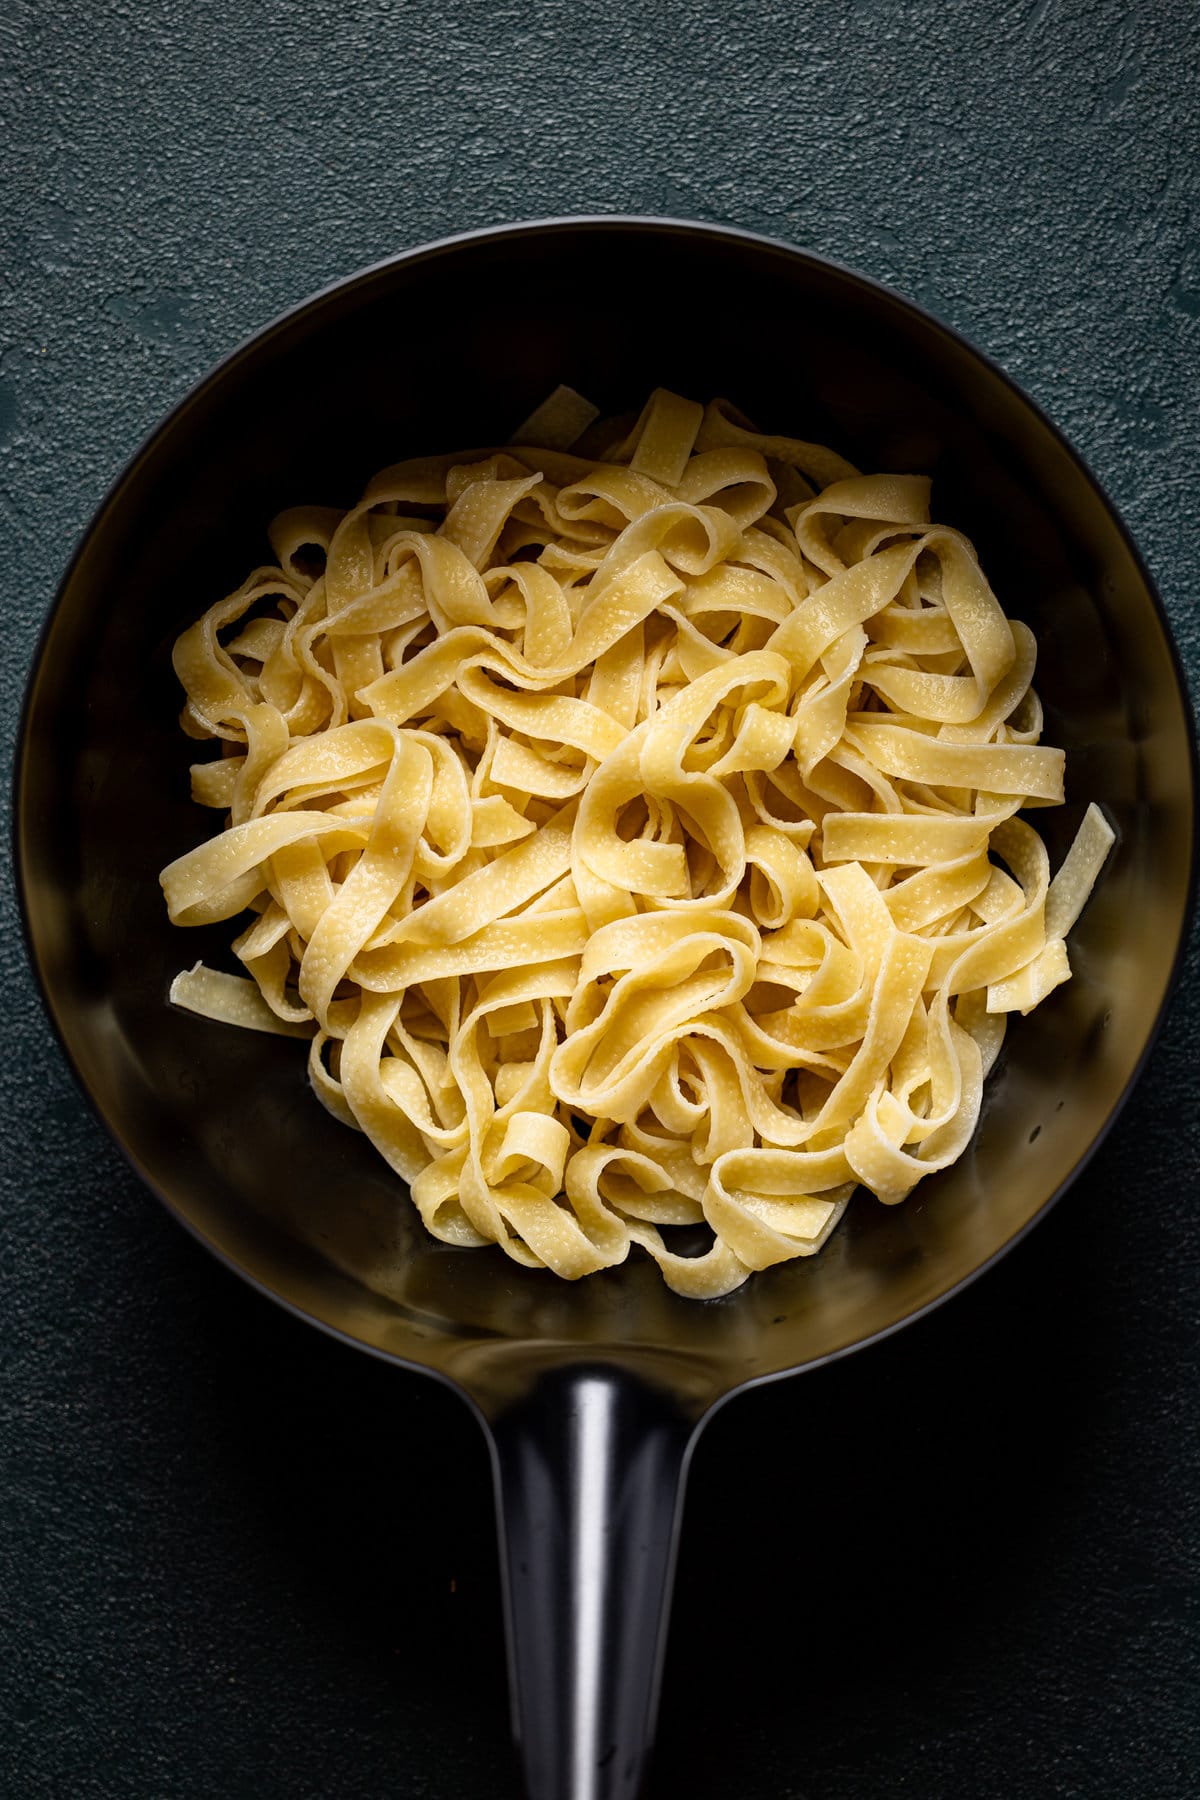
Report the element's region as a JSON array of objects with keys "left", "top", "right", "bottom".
[{"left": 13, "top": 212, "right": 1199, "bottom": 1404}]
